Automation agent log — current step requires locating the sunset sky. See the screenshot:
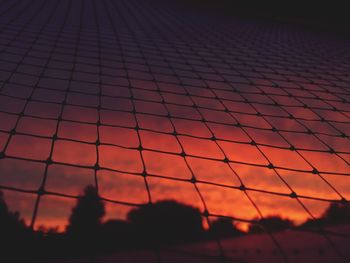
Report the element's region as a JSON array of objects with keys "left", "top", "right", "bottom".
[{"left": 0, "top": 0, "right": 350, "bottom": 236}]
